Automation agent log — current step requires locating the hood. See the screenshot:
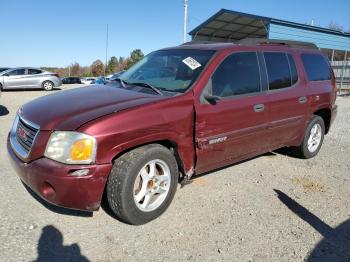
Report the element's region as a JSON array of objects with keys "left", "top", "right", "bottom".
[{"left": 21, "top": 85, "right": 165, "bottom": 130}]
